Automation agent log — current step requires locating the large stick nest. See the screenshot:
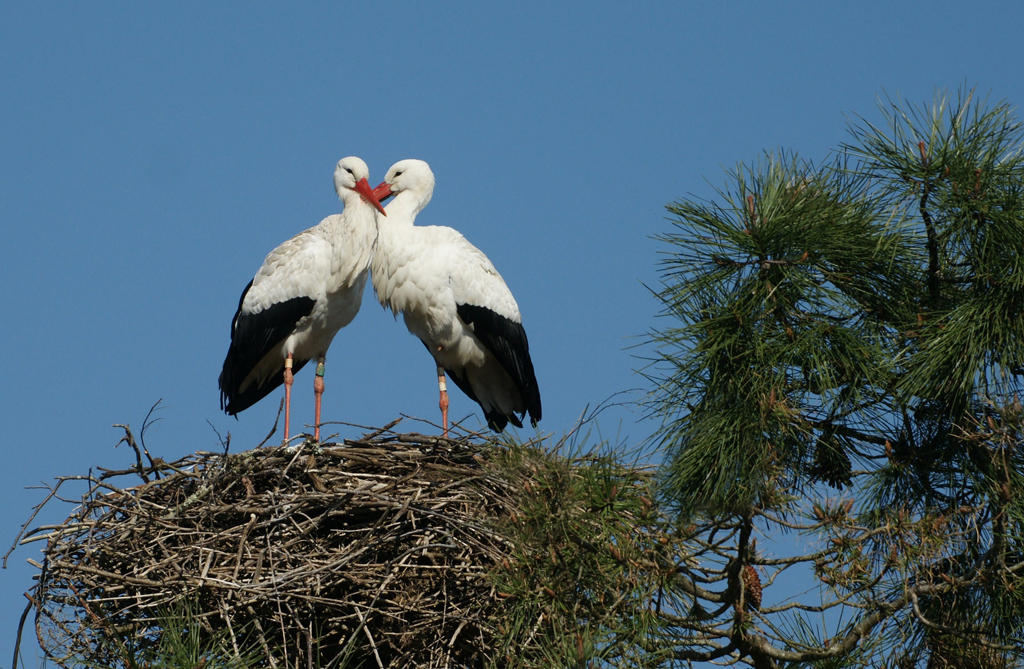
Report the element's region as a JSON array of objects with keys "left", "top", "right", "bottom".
[{"left": 25, "top": 427, "right": 525, "bottom": 669}]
